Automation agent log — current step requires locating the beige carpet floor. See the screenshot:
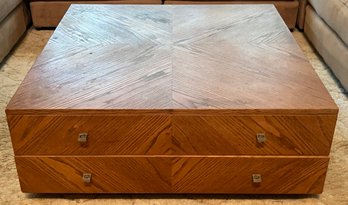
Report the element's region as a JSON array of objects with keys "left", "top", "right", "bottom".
[{"left": 0, "top": 28, "right": 347, "bottom": 205}]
